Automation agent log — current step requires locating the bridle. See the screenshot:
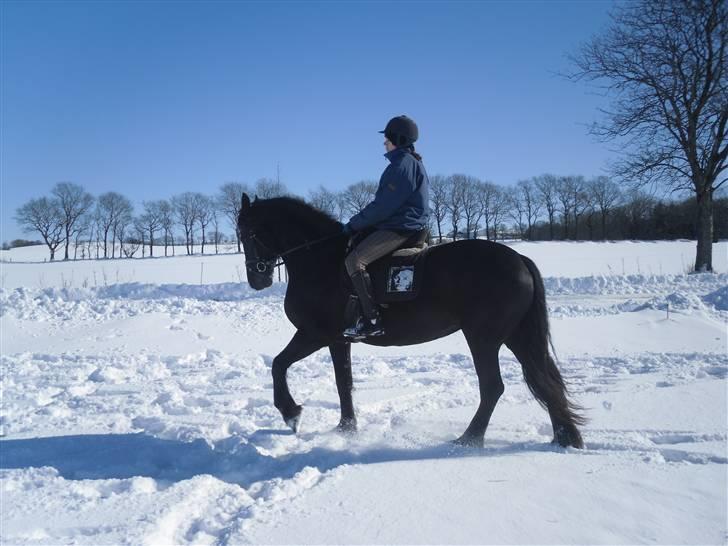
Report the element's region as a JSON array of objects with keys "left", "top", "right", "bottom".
[{"left": 244, "top": 230, "right": 340, "bottom": 275}]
